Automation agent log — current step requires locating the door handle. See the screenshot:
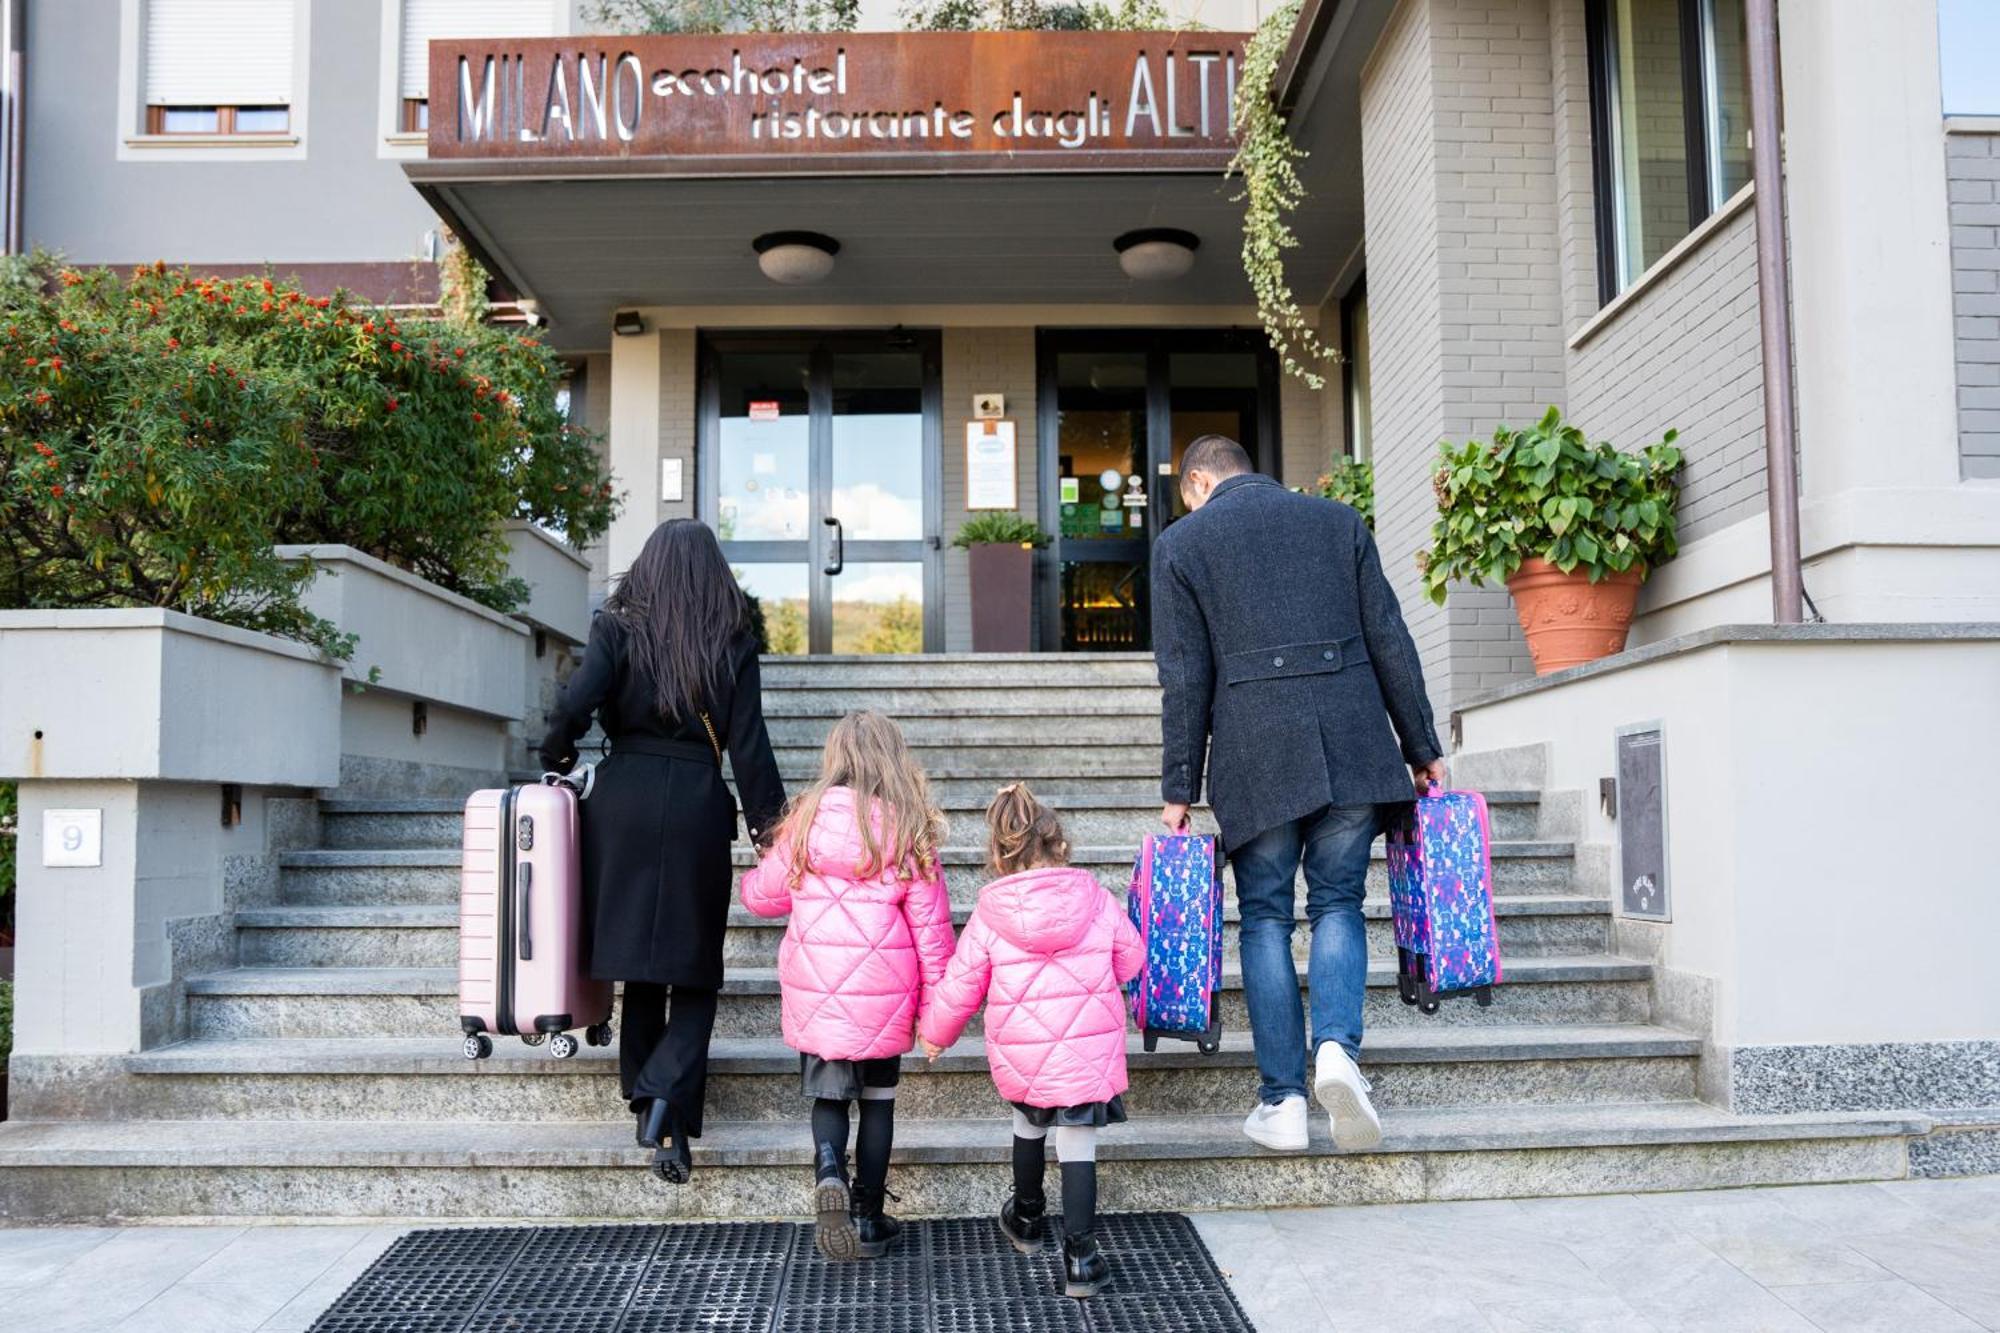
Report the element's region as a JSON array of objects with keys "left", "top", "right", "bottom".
[{"left": 823, "top": 516, "right": 844, "bottom": 576}]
